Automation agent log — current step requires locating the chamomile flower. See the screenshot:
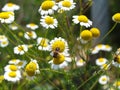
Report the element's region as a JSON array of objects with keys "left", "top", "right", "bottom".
[
  {"left": 98, "top": 75, "right": 109, "bottom": 85},
  {"left": 24, "top": 31, "right": 37, "bottom": 40},
  {"left": 0, "top": 75, "right": 4, "bottom": 83},
  {"left": 40, "top": 15, "right": 58, "bottom": 29},
  {"left": 91, "top": 44, "right": 112, "bottom": 54},
  {"left": 14, "top": 45, "right": 28, "bottom": 55},
  {"left": 4, "top": 65, "right": 18, "bottom": 72},
  {"left": 100, "top": 64, "right": 110, "bottom": 70},
  {"left": 49, "top": 37, "right": 69, "bottom": 55},
  {"left": 113, "top": 80, "right": 120, "bottom": 89},
  {"left": 9, "top": 24, "right": 18, "bottom": 30},
  {"left": 37, "top": 37, "right": 49, "bottom": 51},
  {"left": 0, "top": 35, "right": 9, "bottom": 47},
  {"left": 112, "top": 13, "right": 120, "bottom": 23},
  {"left": 25, "top": 59, "right": 40, "bottom": 79},
  {"left": 38, "top": 0, "right": 58, "bottom": 15},
  {"left": 58, "top": 0, "right": 76, "bottom": 11},
  {"left": 2, "top": 2, "right": 20, "bottom": 12},
  {"left": 4, "top": 71, "right": 21, "bottom": 83},
  {"left": 112, "top": 55, "right": 120, "bottom": 68},
  {"left": 26, "top": 23, "right": 38, "bottom": 30},
  {"left": 72, "top": 15, "right": 92, "bottom": 28},
  {"left": 96, "top": 58, "right": 108, "bottom": 66},
  {"left": 90, "top": 28, "right": 100, "bottom": 38},
  {"left": 80, "top": 30, "right": 92, "bottom": 41},
  {"left": 9, "top": 59, "right": 27, "bottom": 69},
  {"left": 0, "top": 11, "right": 14, "bottom": 24},
  {"left": 49, "top": 53, "right": 71, "bottom": 70},
  {"left": 76, "top": 59, "right": 85, "bottom": 67}
]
